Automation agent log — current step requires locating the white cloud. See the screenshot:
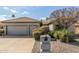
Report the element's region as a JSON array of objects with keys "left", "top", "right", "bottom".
[
  {"left": 0, "top": 17, "right": 6, "bottom": 21},
  {"left": 22, "top": 11, "right": 30, "bottom": 15},
  {"left": 3, "top": 7, "right": 18, "bottom": 14},
  {"left": 3, "top": 7, "right": 10, "bottom": 10},
  {"left": 0, "top": 15, "right": 8, "bottom": 21},
  {"left": 0, "top": 15, "right": 7, "bottom": 17},
  {"left": 41, "top": 17, "right": 46, "bottom": 20},
  {"left": 10, "top": 9, "right": 18, "bottom": 13}
]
